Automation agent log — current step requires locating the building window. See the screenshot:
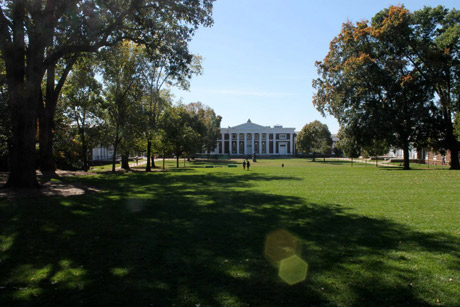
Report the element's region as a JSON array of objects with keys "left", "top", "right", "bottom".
[
  {"left": 239, "top": 133, "right": 244, "bottom": 140},
  {"left": 279, "top": 134, "right": 287, "bottom": 140},
  {"left": 262, "top": 133, "right": 266, "bottom": 140},
  {"left": 262, "top": 141, "right": 266, "bottom": 153},
  {"left": 232, "top": 133, "right": 237, "bottom": 140},
  {"left": 239, "top": 141, "right": 244, "bottom": 154},
  {"left": 255, "top": 133, "right": 259, "bottom": 140},
  {"left": 269, "top": 134, "right": 273, "bottom": 140},
  {"left": 247, "top": 134, "right": 252, "bottom": 141},
  {"left": 232, "top": 141, "right": 237, "bottom": 154},
  {"left": 224, "top": 134, "right": 230, "bottom": 140},
  {"left": 255, "top": 141, "right": 259, "bottom": 153}
]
